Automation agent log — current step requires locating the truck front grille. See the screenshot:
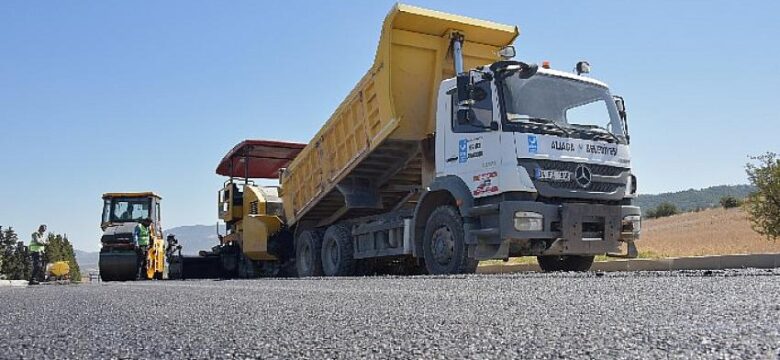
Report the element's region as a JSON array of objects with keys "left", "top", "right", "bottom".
[
  {"left": 544, "top": 179, "right": 622, "bottom": 193},
  {"left": 518, "top": 159, "right": 629, "bottom": 199},
  {"left": 532, "top": 159, "right": 625, "bottom": 177}
]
